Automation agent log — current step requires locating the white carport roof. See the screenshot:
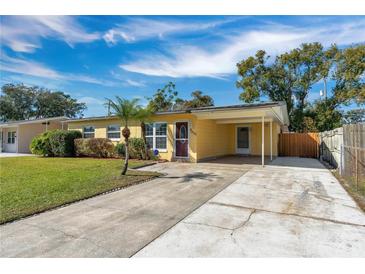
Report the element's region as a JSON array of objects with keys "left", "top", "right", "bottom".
[
  {"left": 156, "top": 101, "right": 289, "bottom": 126},
  {"left": 190, "top": 102, "right": 289, "bottom": 125},
  {"left": 0, "top": 116, "right": 68, "bottom": 128}
]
